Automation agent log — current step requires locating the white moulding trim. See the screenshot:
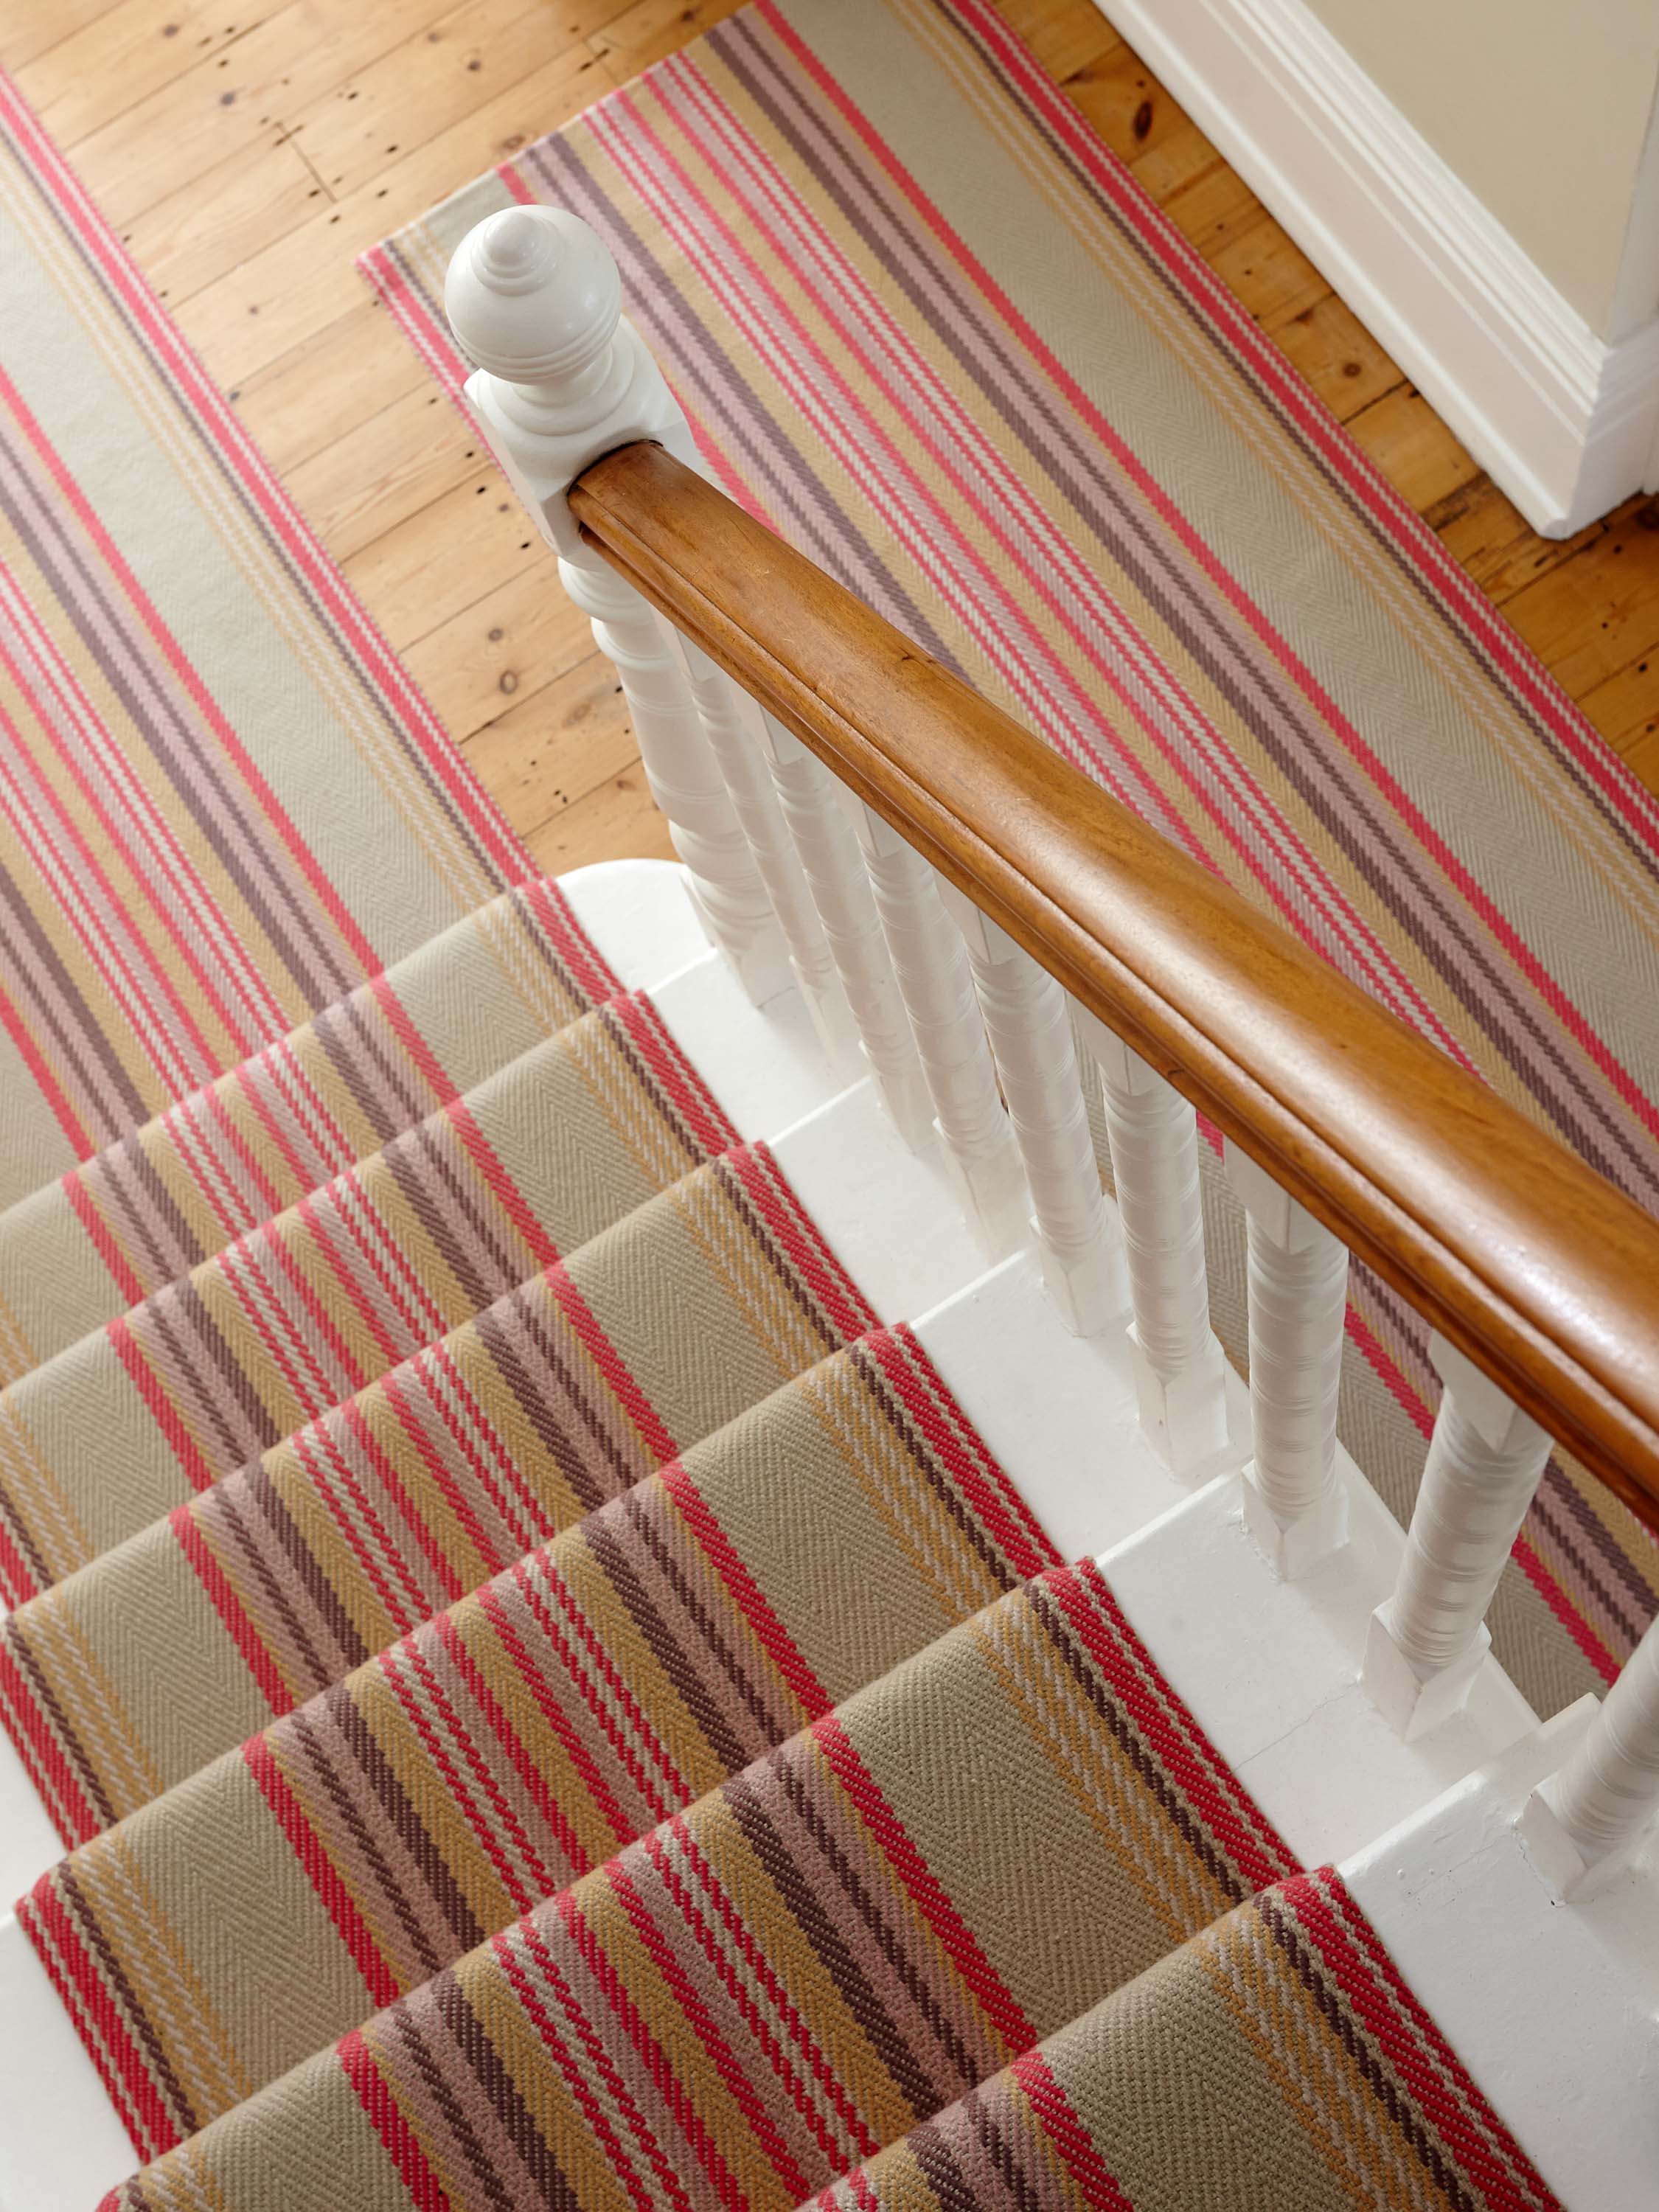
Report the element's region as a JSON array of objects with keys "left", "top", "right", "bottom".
[{"left": 1090, "top": 0, "right": 1659, "bottom": 535}]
